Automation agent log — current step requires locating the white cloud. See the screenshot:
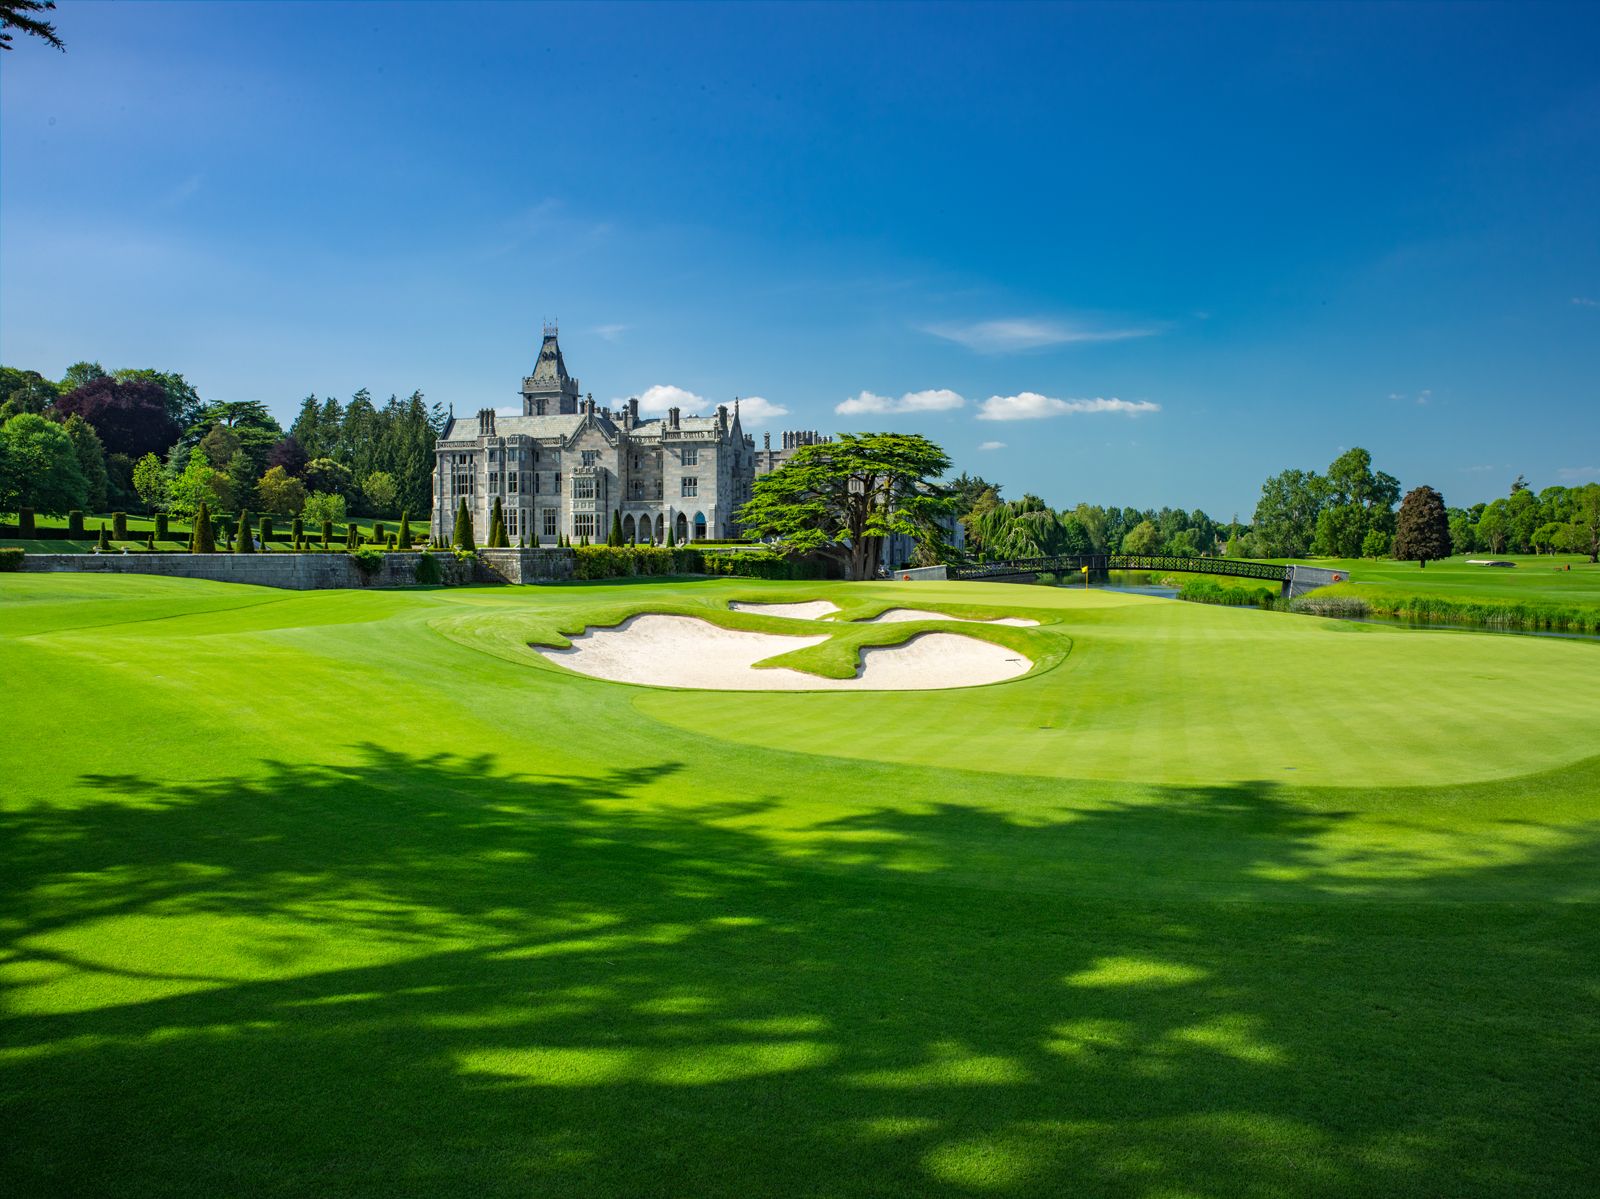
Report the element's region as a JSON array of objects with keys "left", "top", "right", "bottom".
[
  {"left": 591, "top": 323, "right": 628, "bottom": 342},
  {"left": 921, "top": 318, "right": 1154, "bottom": 353},
  {"left": 733, "top": 395, "right": 789, "bottom": 425},
  {"left": 1461, "top": 464, "right": 1499, "bottom": 473},
  {"left": 1557, "top": 465, "right": 1599, "bottom": 480},
  {"left": 634, "top": 384, "right": 707, "bottom": 413},
  {"left": 1572, "top": 297, "right": 1598, "bottom": 308},
  {"left": 976, "top": 393, "right": 1161, "bottom": 421},
  {"left": 835, "top": 388, "right": 965, "bottom": 415},
  {"left": 977, "top": 440, "right": 1006, "bottom": 451},
  {"left": 494, "top": 405, "right": 522, "bottom": 416}
]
